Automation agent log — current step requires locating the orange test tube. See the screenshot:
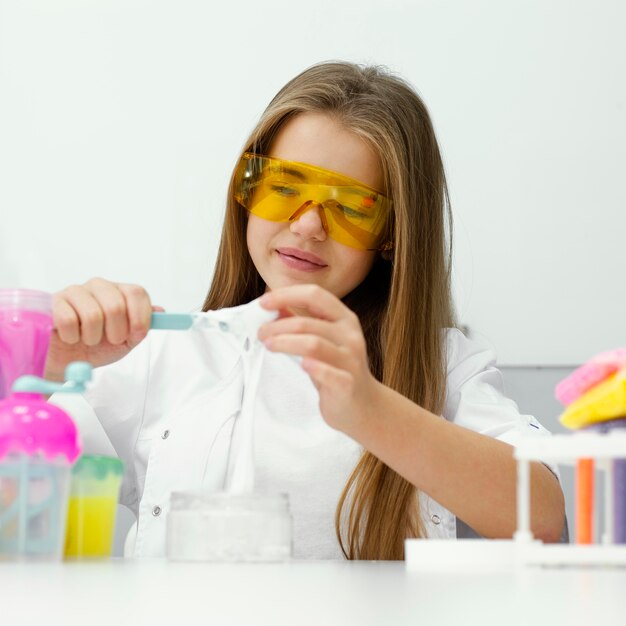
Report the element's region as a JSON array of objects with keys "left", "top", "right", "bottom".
[{"left": 575, "top": 458, "right": 594, "bottom": 544}]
